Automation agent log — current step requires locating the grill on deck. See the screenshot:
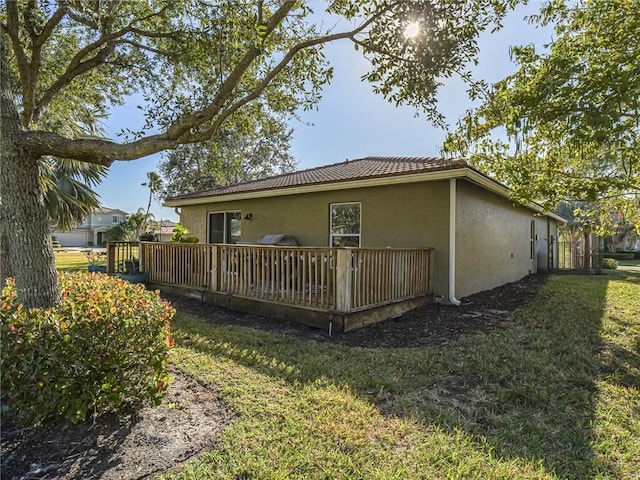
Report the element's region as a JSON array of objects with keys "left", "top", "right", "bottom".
[{"left": 255, "top": 234, "right": 298, "bottom": 246}]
